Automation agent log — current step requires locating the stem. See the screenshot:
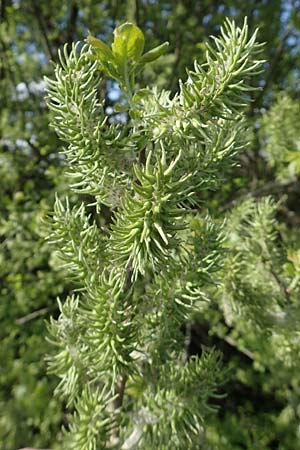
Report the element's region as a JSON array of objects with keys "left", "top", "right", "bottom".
[
  {"left": 270, "top": 267, "right": 291, "bottom": 302},
  {"left": 123, "top": 57, "right": 135, "bottom": 109},
  {"left": 109, "top": 375, "right": 127, "bottom": 447},
  {"left": 182, "top": 322, "right": 192, "bottom": 364},
  {"left": 114, "top": 375, "right": 128, "bottom": 410},
  {"left": 16, "top": 306, "right": 55, "bottom": 325}
]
